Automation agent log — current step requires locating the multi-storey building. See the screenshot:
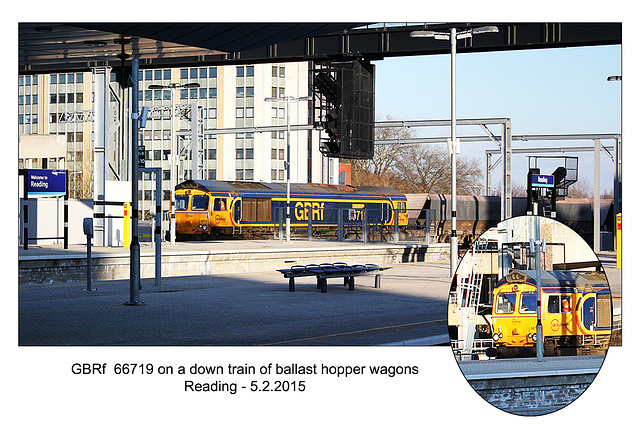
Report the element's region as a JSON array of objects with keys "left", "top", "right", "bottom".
[{"left": 19, "top": 62, "right": 335, "bottom": 220}]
